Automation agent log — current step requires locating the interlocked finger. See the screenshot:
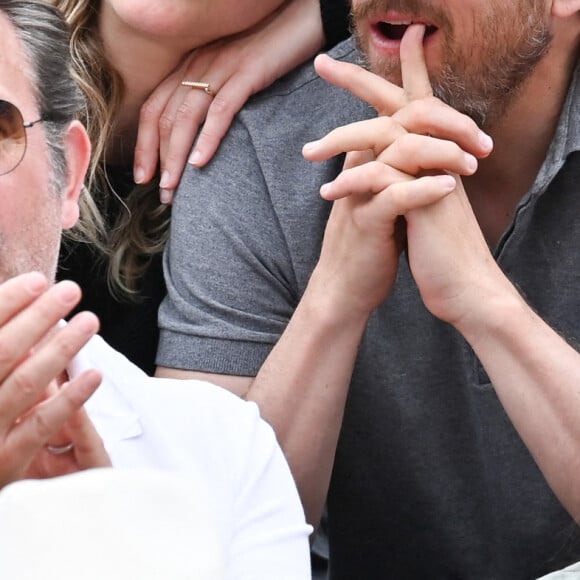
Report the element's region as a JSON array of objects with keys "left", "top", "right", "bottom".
[
  {"left": 304, "top": 116, "right": 407, "bottom": 163},
  {"left": 377, "top": 133, "right": 478, "bottom": 177},
  {"left": 321, "top": 161, "right": 412, "bottom": 200}
]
